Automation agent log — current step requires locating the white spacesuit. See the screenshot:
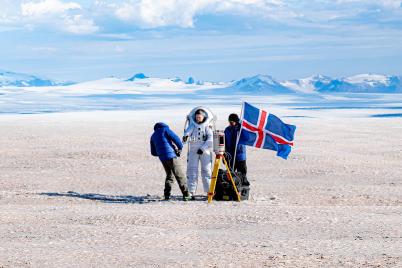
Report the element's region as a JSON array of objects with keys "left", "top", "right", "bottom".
[{"left": 183, "top": 107, "right": 215, "bottom": 196}]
